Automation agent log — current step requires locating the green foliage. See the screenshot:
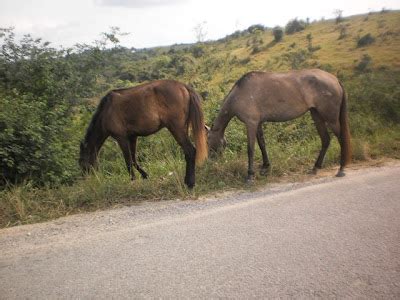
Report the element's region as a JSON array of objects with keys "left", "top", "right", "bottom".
[
  {"left": 285, "top": 19, "right": 306, "bottom": 34},
  {"left": 347, "top": 71, "right": 400, "bottom": 124},
  {"left": 0, "top": 91, "right": 78, "bottom": 185},
  {"left": 272, "top": 27, "right": 284, "bottom": 42},
  {"left": 306, "top": 33, "right": 321, "bottom": 52},
  {"left": 355, "top": 54, "right": 373, "bottom": 72},
  {"left": 247, "top": 24, "right": 266, "bottom": 34},
  {"left": 281, "top": 48, "right": 312, "bottom": 69},
  {"left": 190, "top": 45, "right": 206, "bottom": 58}
]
